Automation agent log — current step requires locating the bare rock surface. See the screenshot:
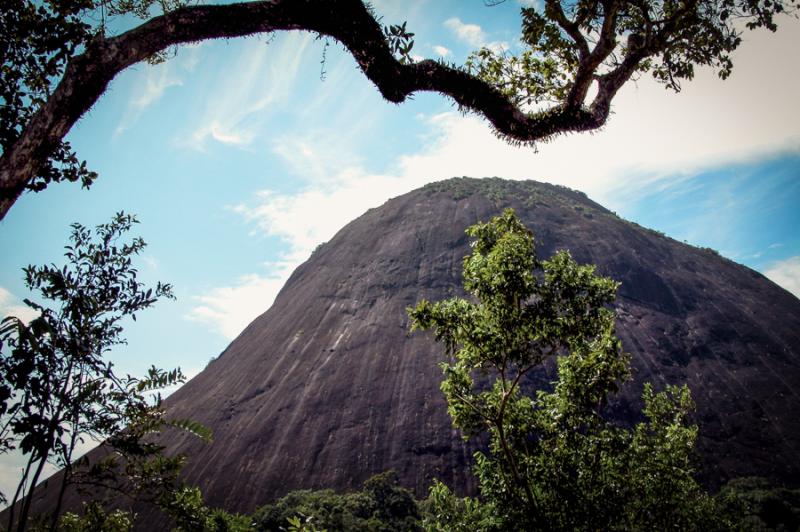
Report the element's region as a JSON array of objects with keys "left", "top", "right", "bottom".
[
  {"left": 158, "top": 177, "right": 800, "bottom": 513},
  {"left": 15, "top": 177, "right": 800, "bottom": 520}
]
